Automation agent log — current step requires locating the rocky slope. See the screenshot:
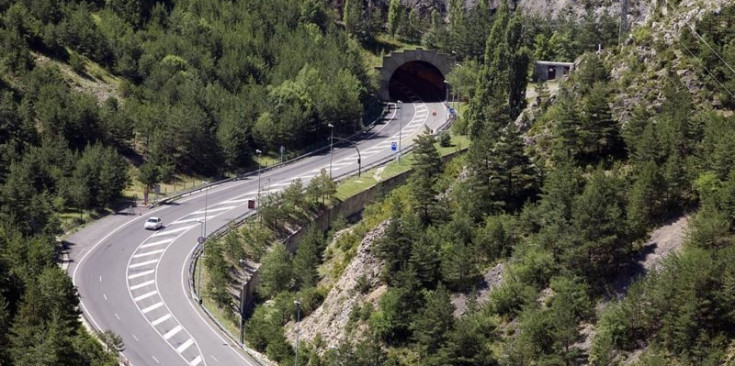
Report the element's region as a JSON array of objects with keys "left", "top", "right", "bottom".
[
  {"left": 609, "top": 0, "right": 734, "bottom": 123},
  {"left": 283, "top": 221, "right": 390, "bottom": 351}
]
